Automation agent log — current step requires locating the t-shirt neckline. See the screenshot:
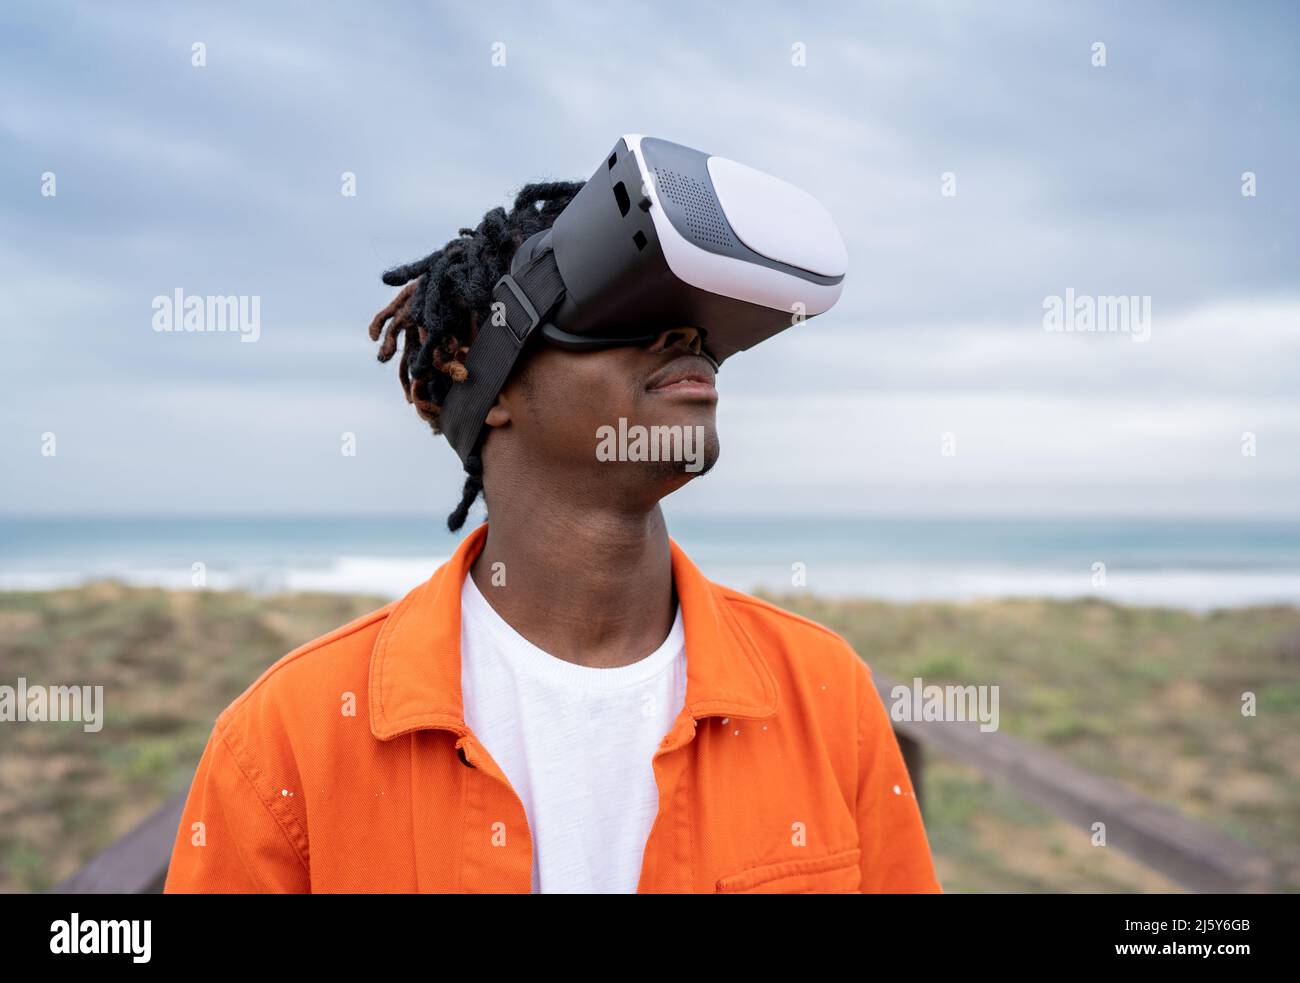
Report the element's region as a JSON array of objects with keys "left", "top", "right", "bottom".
[{"left": 459, "top": 571, "right": 684, "bottom": 692}]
